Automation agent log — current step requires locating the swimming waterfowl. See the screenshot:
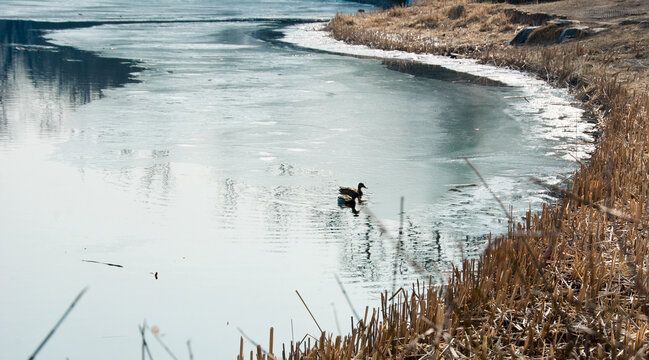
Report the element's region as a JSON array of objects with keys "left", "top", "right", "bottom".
[
  {"left": 339, "top": 182, "right": 367, "bottom": 200},
  {"left": 337, "top": 194, "right": 359, "bottom": 215}
]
